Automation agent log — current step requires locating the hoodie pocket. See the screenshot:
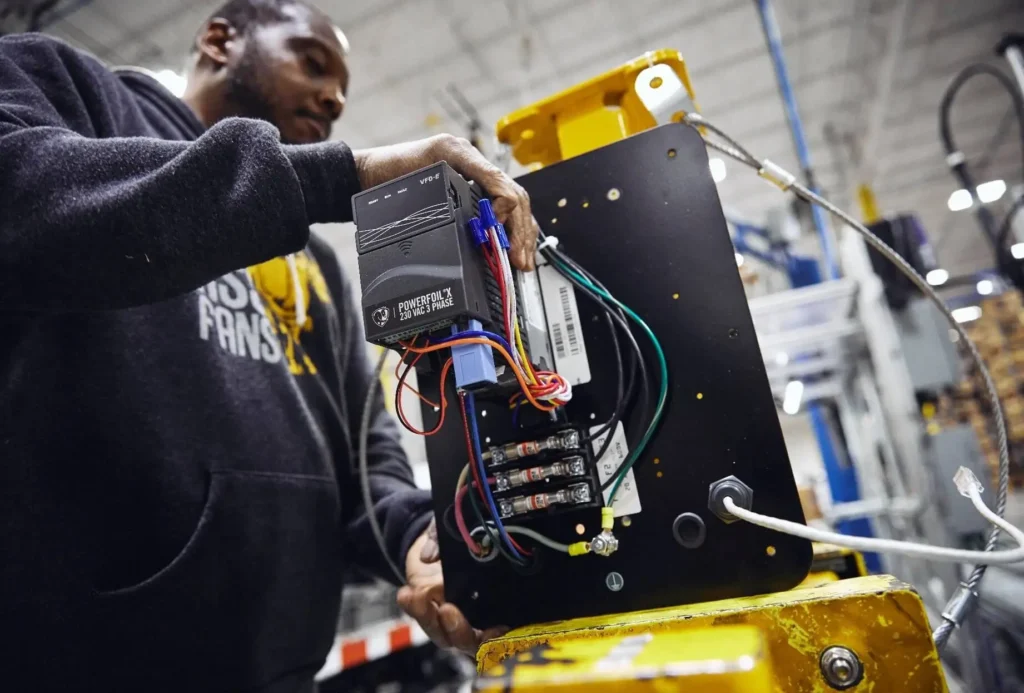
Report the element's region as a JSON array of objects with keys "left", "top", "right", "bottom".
[{"left": 89, "top": 469, "right": 343, "bottom": 691}]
